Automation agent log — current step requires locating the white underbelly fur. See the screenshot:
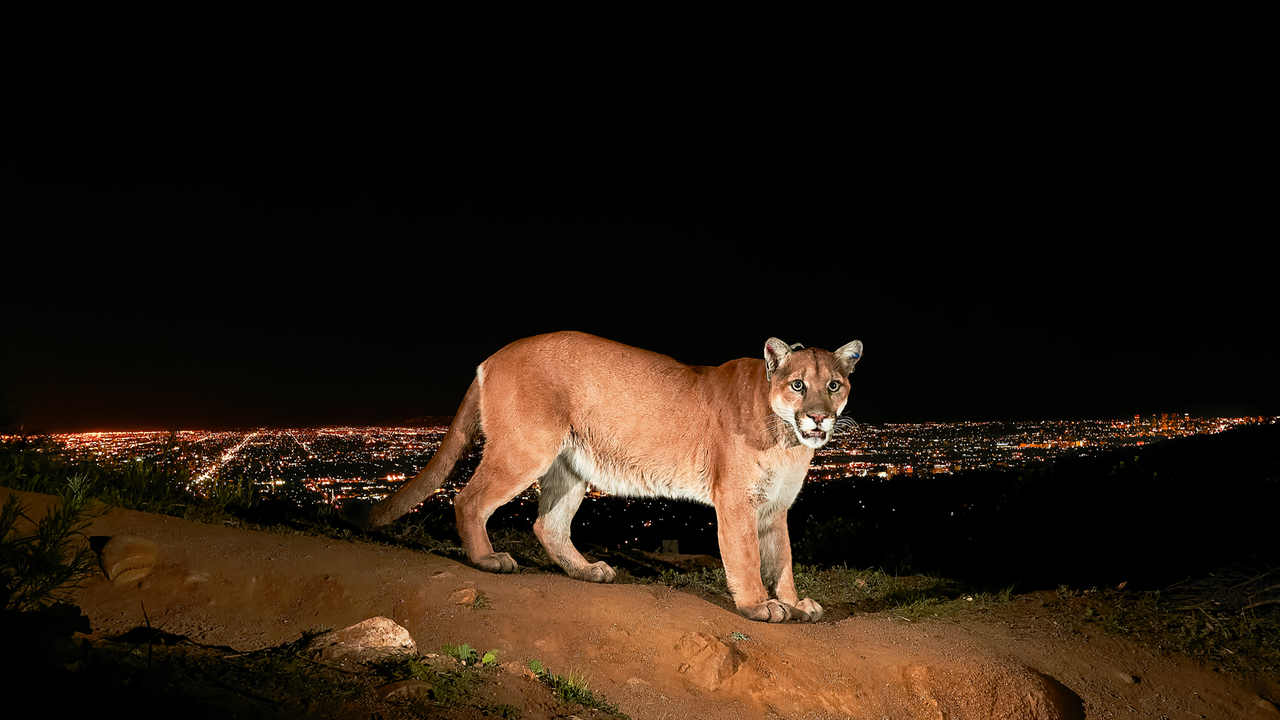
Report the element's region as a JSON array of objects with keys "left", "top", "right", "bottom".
[
  {"left": 559, "top": 443, "right": 714, "bottom": 505},
  {"left": 557, "top": 439, "right": 811, "bottom": 512}
]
